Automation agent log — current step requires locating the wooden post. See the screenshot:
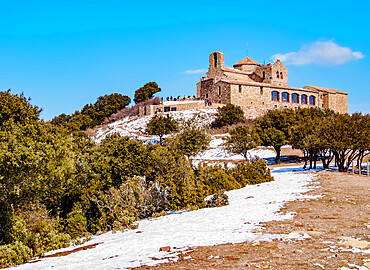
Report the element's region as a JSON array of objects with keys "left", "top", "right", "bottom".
[{"left": 367, "top": 161, "right": 369, "bottom": 177}]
